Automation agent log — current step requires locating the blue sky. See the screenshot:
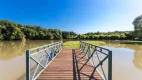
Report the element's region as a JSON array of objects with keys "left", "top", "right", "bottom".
[{"left": 0, "top": 0, "right": 142, "bottom": 33}]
